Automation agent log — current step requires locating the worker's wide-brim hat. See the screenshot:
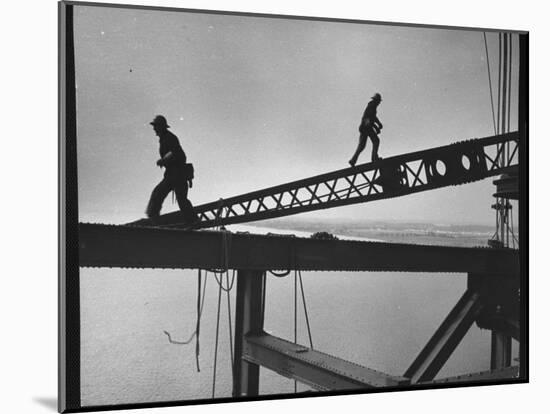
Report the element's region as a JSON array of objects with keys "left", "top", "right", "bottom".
[
  {"left": 371, "top": 93, "right": 382, "bottom": 101},
  {"left": 150, "top": 115, "right": 170, "bottom": 128}
]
